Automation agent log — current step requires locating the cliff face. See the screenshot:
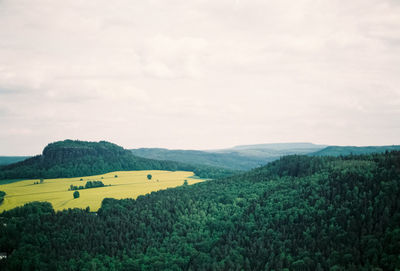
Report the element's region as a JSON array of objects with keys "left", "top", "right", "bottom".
[
  {"left": 3, "top": 140, "right": 130, "bottom": 169},
  {"left": 41, "top": 140, "right": 129, "bottom": 163}
]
